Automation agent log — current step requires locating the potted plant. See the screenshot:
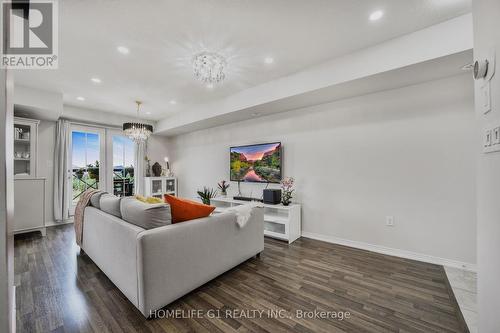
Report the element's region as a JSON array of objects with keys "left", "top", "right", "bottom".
[
  {"left": 197, "top": 187, "right": 218, "bottom": 205},
  {"left": 280, "top": 177, "right": 295, "bottom": 206},
  {"left": 217, "top": 180, "right": 230, "bottom": 197}
]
